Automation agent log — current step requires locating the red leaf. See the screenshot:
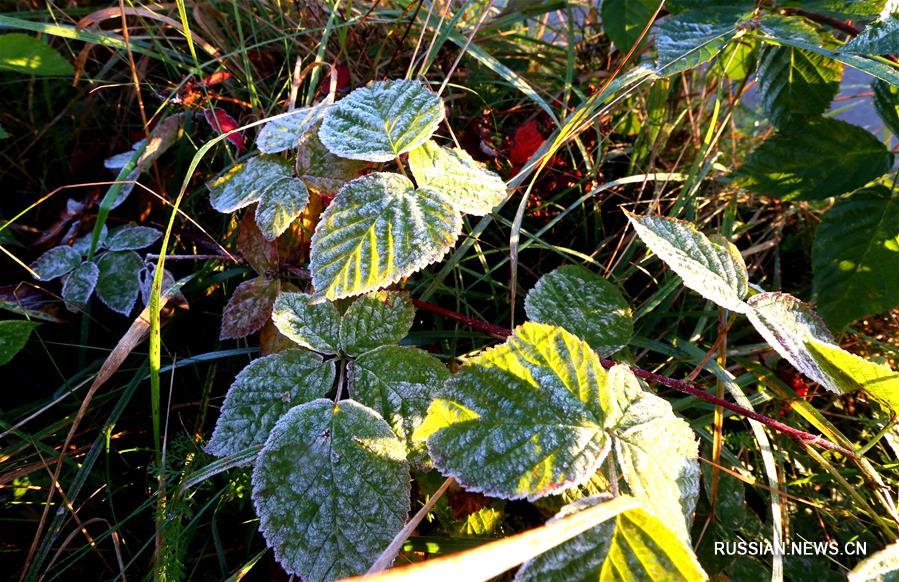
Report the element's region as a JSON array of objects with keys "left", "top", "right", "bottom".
[
  {"left": 237, "top": 211, "right": 278, "bottom": 274},
  {"left": 220, "top": 276, "right": 280, "bottom": 340},
  {"left": 203, "top": 108, "right": 245, "bottom": 152},
  {"left": 510, "top": 119, "right": 544, "bottom": 165}
]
